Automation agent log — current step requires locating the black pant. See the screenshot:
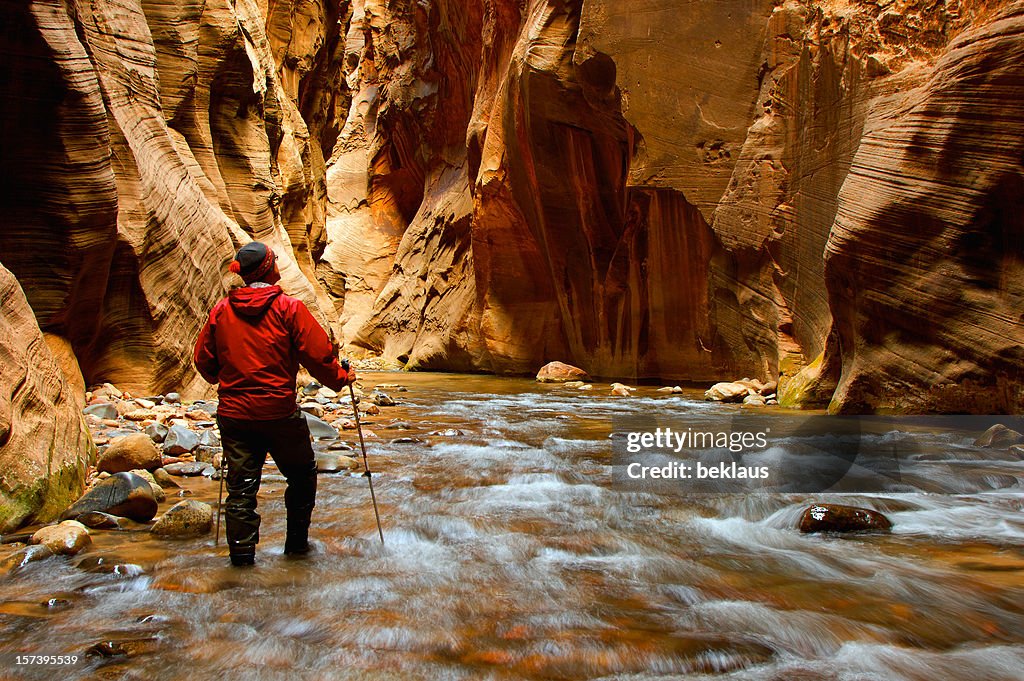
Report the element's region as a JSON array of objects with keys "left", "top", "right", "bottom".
[{"left": 217, "top": 410, "right": 317, "bottom": 556}]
